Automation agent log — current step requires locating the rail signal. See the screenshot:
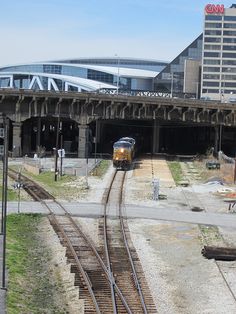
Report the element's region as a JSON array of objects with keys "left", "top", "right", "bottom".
[{"left": 58, "top": 149, "right": 65, "bottom": 158}]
